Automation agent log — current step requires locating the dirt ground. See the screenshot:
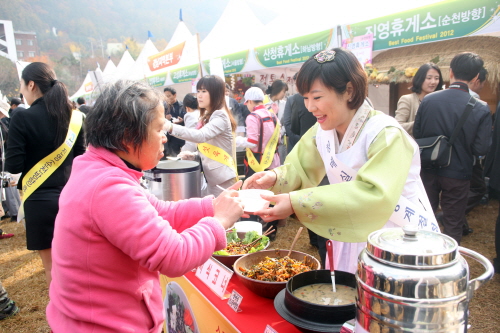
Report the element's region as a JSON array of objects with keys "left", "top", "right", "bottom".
[{"left": 1, "top": 200, "right": 499, "bottom": 333}]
